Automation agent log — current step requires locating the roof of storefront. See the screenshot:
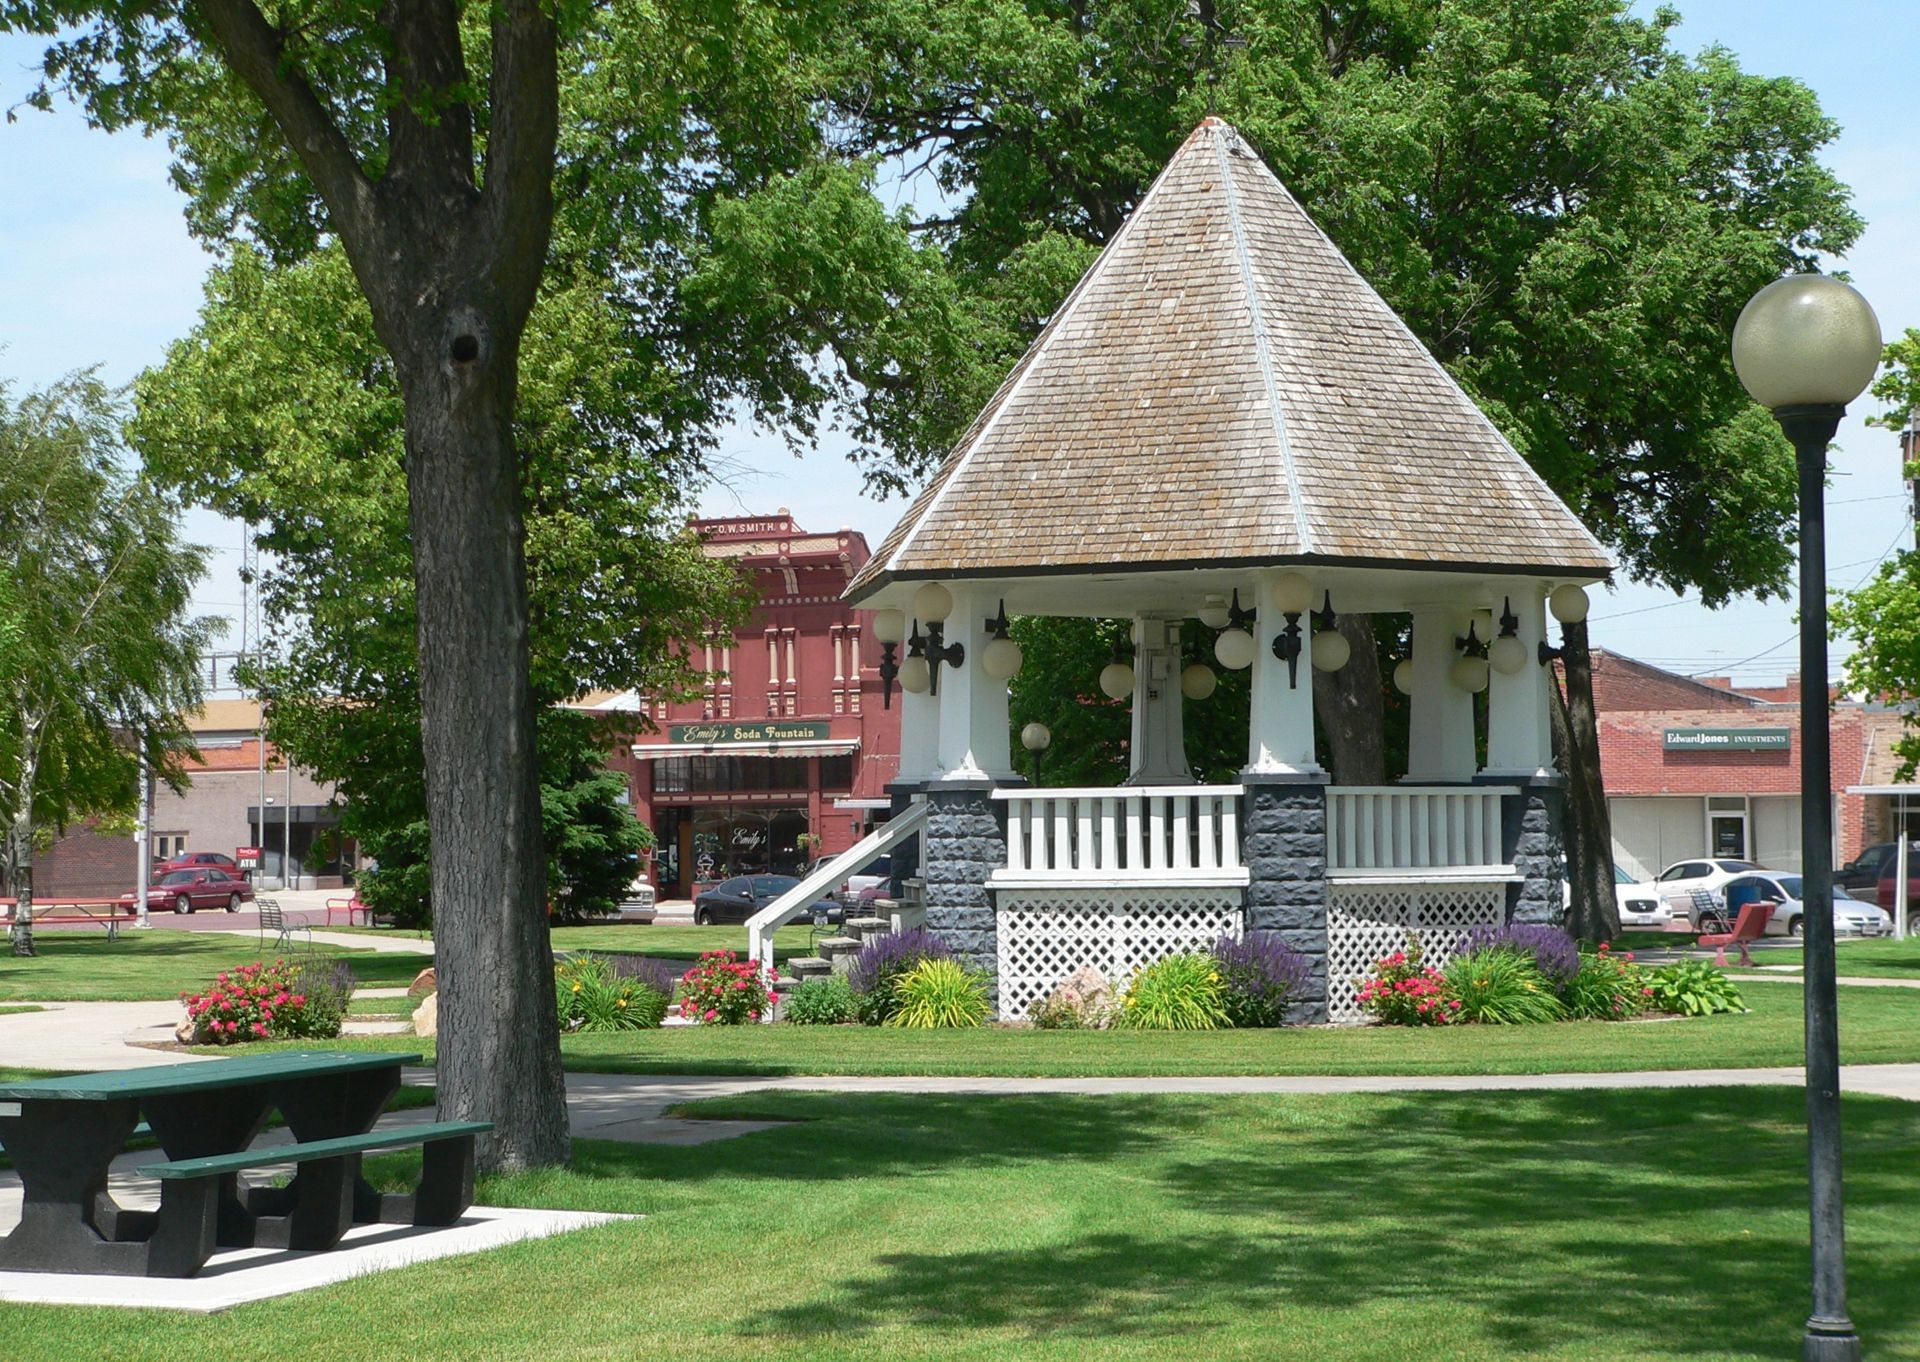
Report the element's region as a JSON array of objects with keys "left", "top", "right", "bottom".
[{"left": 847, "top": 117, "right": 1610, "bottom": 602}]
